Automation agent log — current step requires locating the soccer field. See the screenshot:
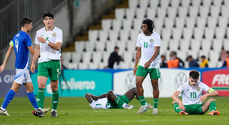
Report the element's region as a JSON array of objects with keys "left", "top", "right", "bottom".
[{"left": 0, "top": 97, "right": 228, "bottom": 125}]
